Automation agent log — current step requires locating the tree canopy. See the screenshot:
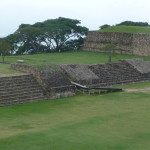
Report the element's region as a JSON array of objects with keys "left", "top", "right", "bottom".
[
  {"left": 104, "top": 44, "right": 116, "bottom": 63},
  {"left": 6, "top": 17, "right": 88, "bottom": 54},
  {"left": 99, "top": 24, "right": 111, "bottom": 29},
  {"left": 0, "top": 39, "right": 10, "bottom": 62},
  {"left": 116, "top": 21, "right": 149, "bottom": 27}
]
